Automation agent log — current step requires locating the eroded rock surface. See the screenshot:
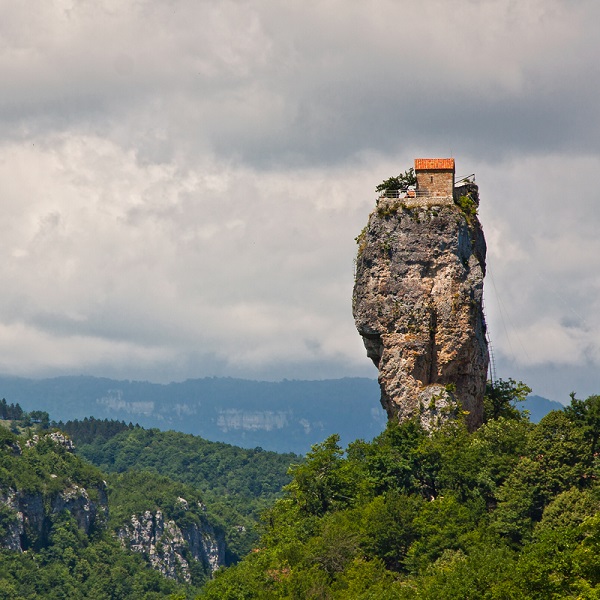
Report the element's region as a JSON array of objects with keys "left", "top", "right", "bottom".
[
  {"left": 0, "top": 482, "right": 108, "bottom": 551},
  {"left": 118, "top": 506, "right": 225, "bottom": 582},
  {"left": 353, "top": 186, "right": 488, "bottom": 431}
]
